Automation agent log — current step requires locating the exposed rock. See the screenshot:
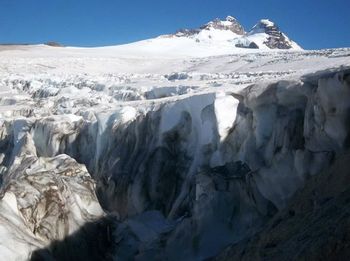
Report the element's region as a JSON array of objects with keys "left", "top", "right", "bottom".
[
  {"left": 235, "top": 41, "right": 259, "bottom": 49},
  {"left": 167, "top": 16, "right": 300, "bottom": 50},
  {"left": 45, "top": 42, "right": 64, "bottom": 47},
  {"left": 249, "top": 19, "right": 295, "bottom": 49},
  {"left": 200, "top": 16, "right": 245, "bottom": 35},
  {"left": 174, "top": 16, "right": 245, "bottom": 37}
]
